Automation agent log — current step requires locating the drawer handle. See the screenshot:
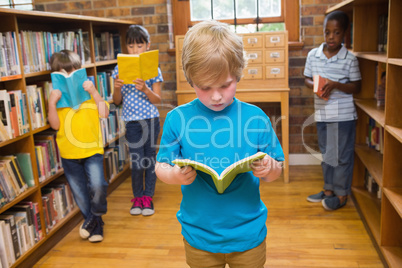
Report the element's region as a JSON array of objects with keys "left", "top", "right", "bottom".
[
  {"left": 248, "top": 69, "right": 259, "bottom": 75},
  {"left": 247, "top": 38, "right": 258, "bottom": 44},
  {"left": 270, "top": 36, "right": 280, "bottom": 43},
  {"left": 248, "top": 53, "right": 258, "bottom": 59},
  {"left": 270, "top": 52, "right": 280, "bottom": 58},
  {"left": 270, "top": 68, "right": 281, "bottom": 74}
]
